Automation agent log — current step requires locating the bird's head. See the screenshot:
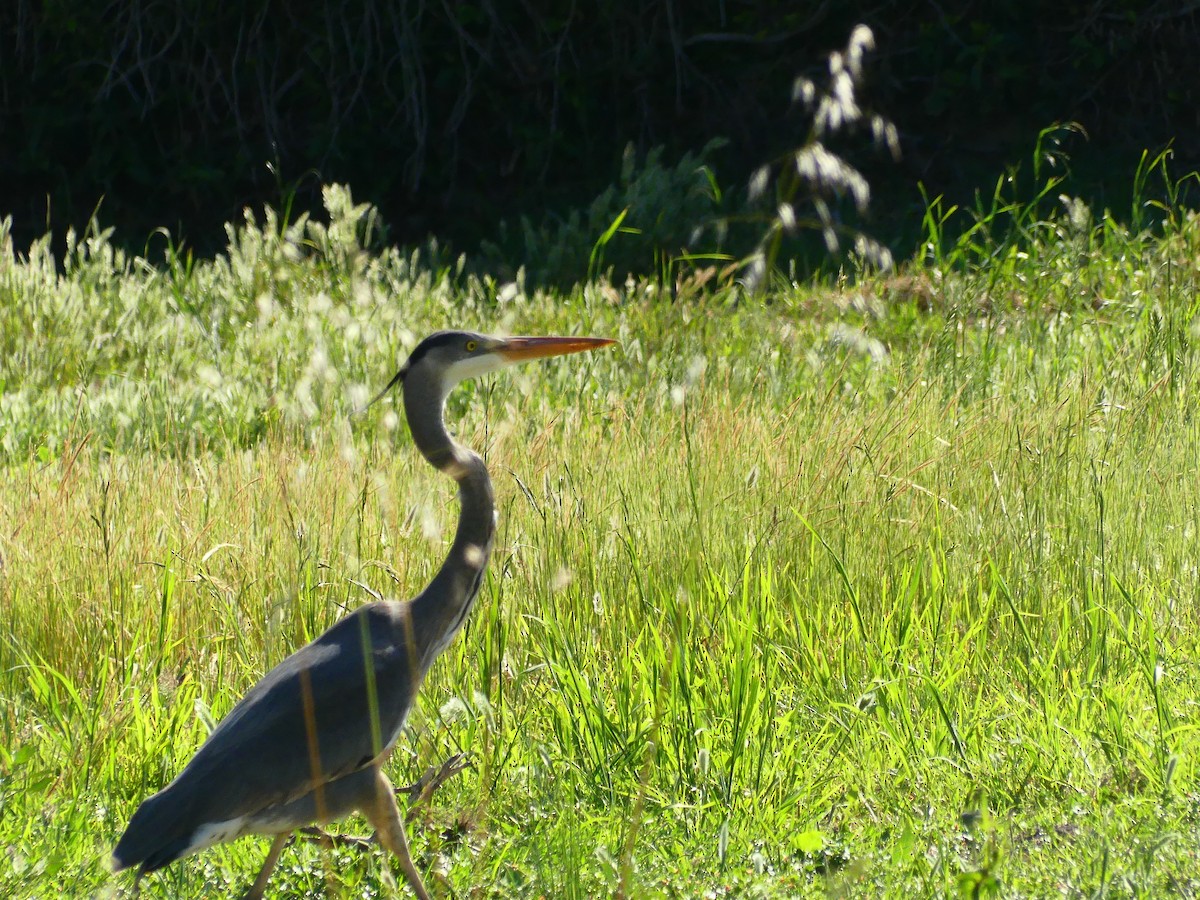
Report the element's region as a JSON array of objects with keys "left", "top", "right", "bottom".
[{"left": 368, "top": 330, "right": 616, "bottom": 409}]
